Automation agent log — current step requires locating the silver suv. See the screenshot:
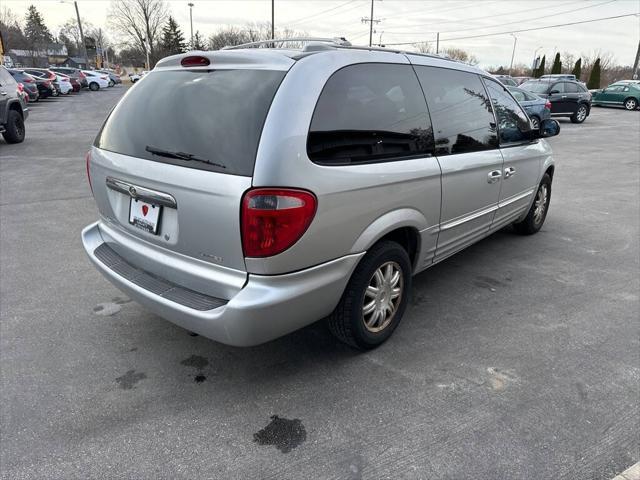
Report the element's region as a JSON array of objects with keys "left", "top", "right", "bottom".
[{"left": 82, "top": 39, "right": 559, "bottom": 349}]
